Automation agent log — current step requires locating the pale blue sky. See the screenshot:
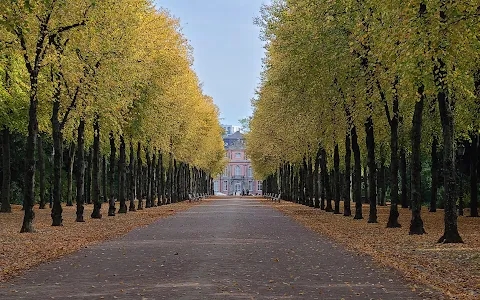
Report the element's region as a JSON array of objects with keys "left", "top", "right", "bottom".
[{"left": 154, "top": 0, "right": 266, "bottom": 125}]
